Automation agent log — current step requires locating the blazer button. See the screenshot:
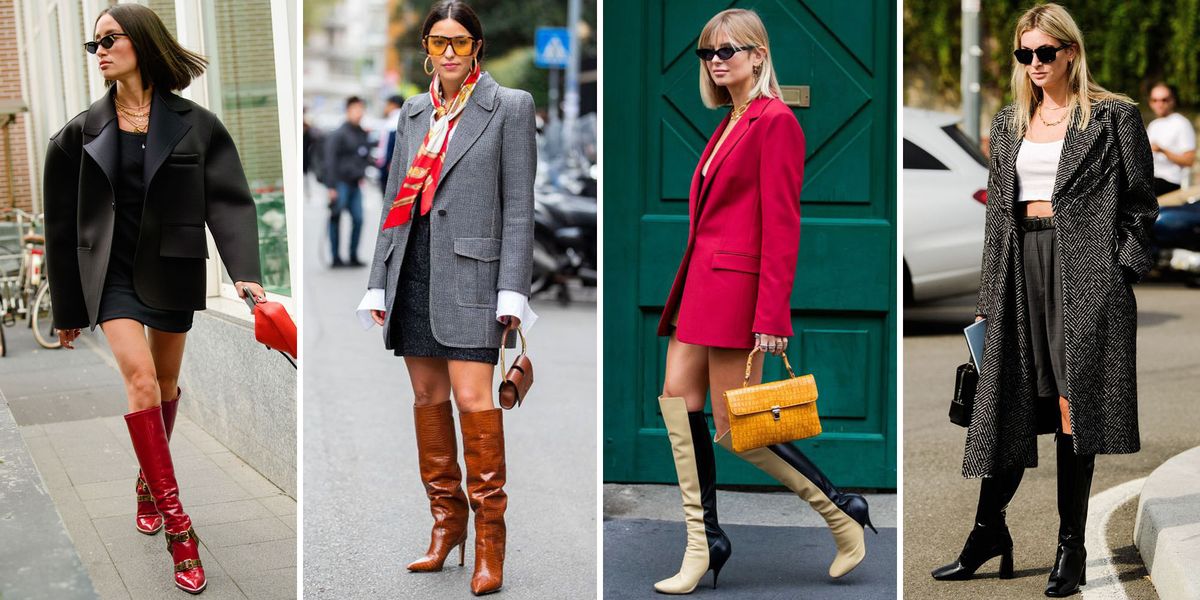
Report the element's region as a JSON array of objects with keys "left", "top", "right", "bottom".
[{"left": 438, "top": 209, "right": 447, "bottom": 216}]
